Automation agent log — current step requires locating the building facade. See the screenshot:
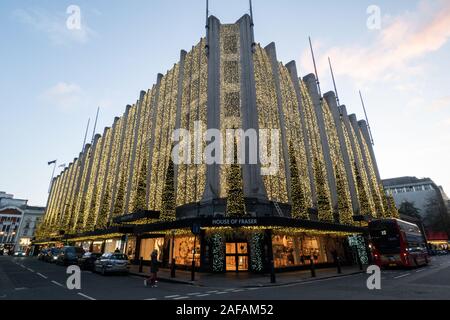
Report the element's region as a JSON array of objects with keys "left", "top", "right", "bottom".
[
  {"left": 0, "top": 192, "right": 45, "bottom": 254},
  {"left": 36, "top": 14, "right": 397, "bottom": 273}
]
